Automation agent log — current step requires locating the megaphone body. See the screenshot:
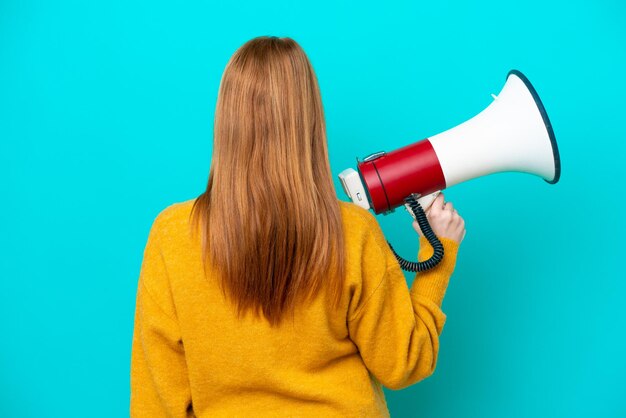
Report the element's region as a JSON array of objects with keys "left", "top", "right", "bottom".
[{"left": 339, "top": 70, "right": 561, "bottom": 215}]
